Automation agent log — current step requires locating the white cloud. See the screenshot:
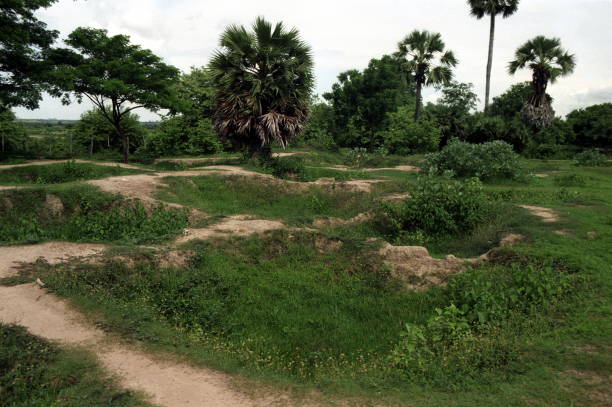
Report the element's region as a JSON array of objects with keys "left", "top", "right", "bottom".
[{"left": 13, "top": 0, "right": 612, "bottom": 120}]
